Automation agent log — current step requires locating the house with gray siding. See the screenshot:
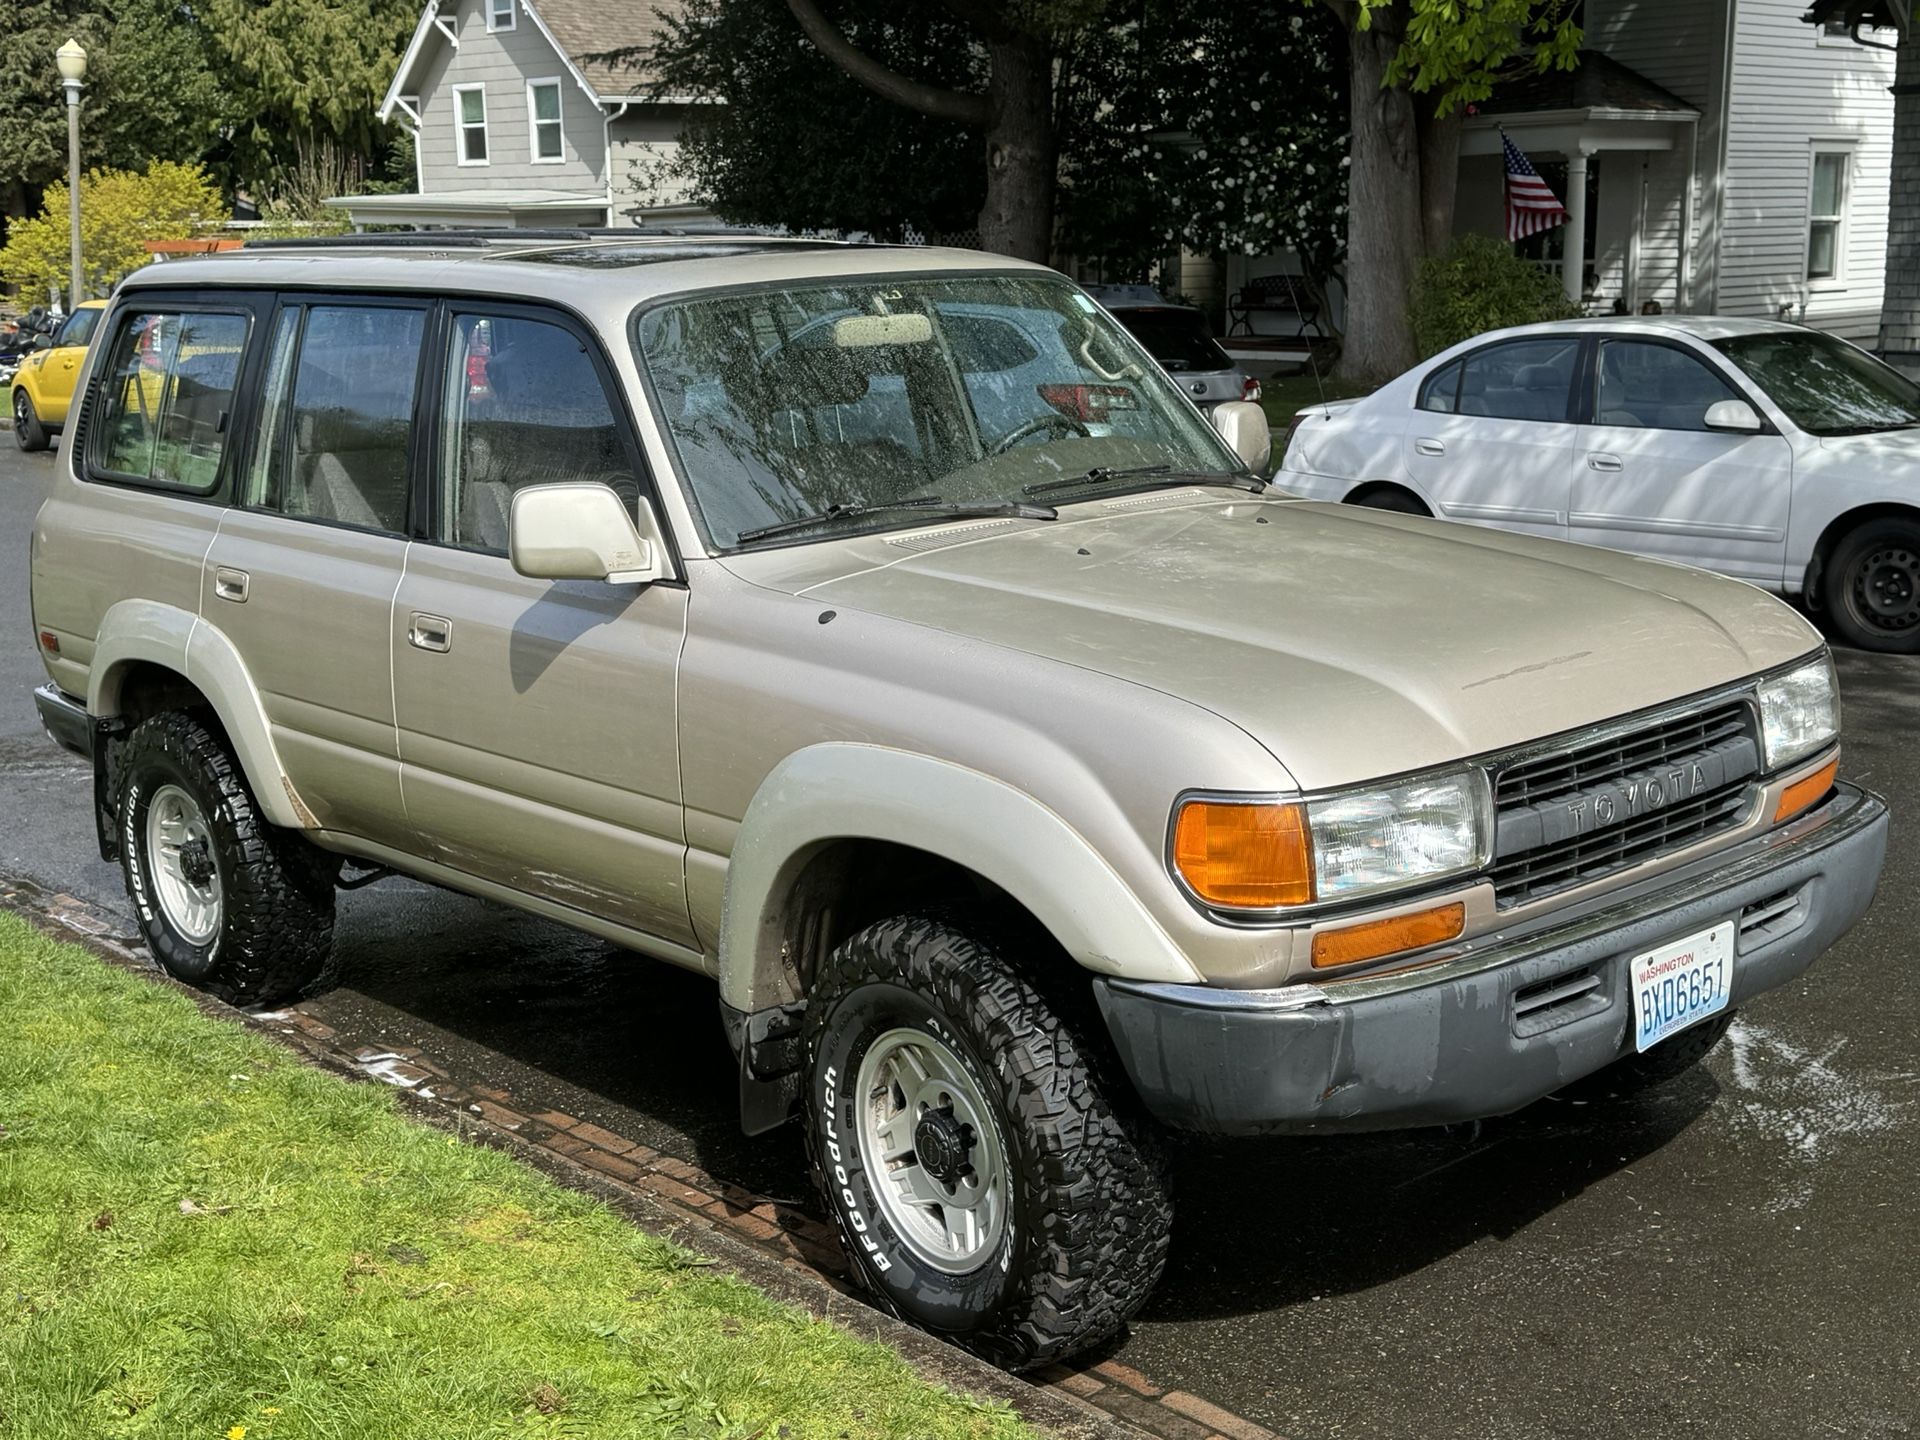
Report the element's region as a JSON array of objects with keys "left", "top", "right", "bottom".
[{"left": 328, "top": 0, "right": 703, "bottom": 230}]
